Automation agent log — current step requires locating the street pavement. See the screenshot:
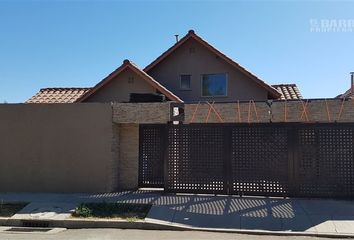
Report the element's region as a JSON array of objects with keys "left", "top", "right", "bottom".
[{"left": 0, "top": 229, "right": 336, "bottom": 240}]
